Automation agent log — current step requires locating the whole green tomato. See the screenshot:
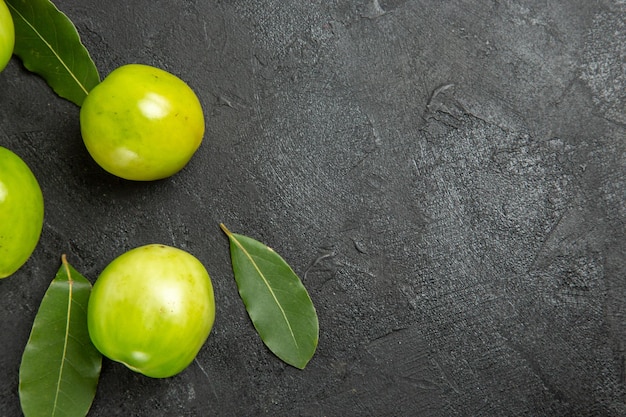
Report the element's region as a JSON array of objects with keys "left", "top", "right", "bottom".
[
  {"left": 80, "top": 64, "right": 205, "bottom": 181},
  {"left": 87, "top": 244, "right": 215, "bottom": 378},
  {"left": 0, "top": 147, "right": 44, "bottom": 278},
  {"left": 0, "top": 0, "right": 15, "bottom": 72}
]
